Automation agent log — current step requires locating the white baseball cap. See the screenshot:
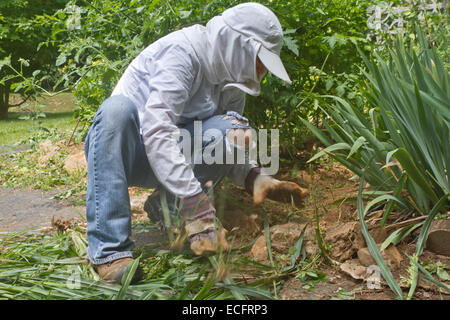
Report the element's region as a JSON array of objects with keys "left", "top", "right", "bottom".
[{"left": 222, "top": 2, "right": 292, "bottom": 84}]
